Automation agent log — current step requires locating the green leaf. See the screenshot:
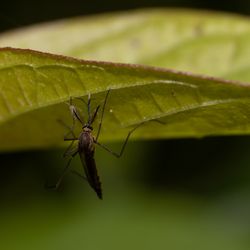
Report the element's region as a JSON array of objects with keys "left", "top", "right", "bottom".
[
  {"left": 1, "top": 9, "right": 250, "bottom": 81},
  {"left": 1, "top": 9, "right": 250, "bottom": 151},
  {"left": 1, "top": 47, "right": 250, "bottom": 151}
]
